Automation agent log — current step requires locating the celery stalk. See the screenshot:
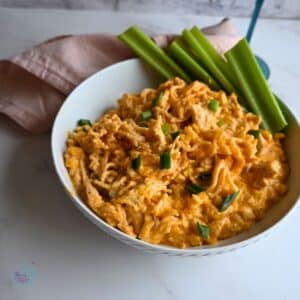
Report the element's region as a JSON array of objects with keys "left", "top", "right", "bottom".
[
  {"left": 119, "top": 34, "right": 175, "bottom": 80},
  {"left": 118, "top": 26, "right": 191, "bottom": 82},
  {"left": 168, "top": 38, "right": 220, "bottom": 90},
  {"left": 182, "top": 29, "right": 235, "bottom": 93},
  {"left": 225, "top": 39, "right": 287, "bottom": 132},
  {"left": 190, "top": 26, "right": 235, "bottom": 84}
]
